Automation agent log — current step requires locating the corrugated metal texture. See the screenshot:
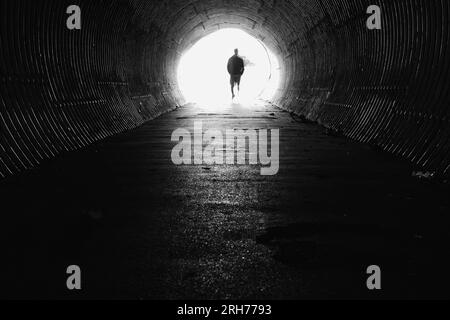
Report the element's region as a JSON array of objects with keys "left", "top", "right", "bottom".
[
  {"left": 0, "top": 0, "right": 181, "bottom": 178},
  {"left": 280, "top": 0, "right": 450, "bottom": 177},
  {"left": 1, "top": 0, "right": 449, "bottom": 178}
]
